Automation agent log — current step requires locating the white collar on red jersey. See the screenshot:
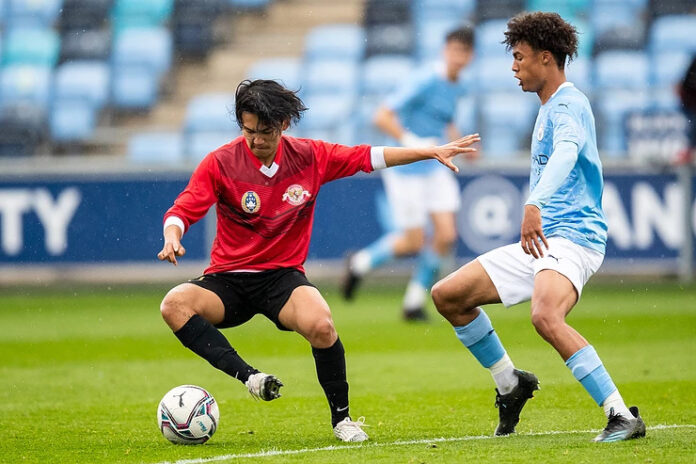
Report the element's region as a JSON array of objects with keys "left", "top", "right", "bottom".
[{"left": 259, "top": 162, "right": 279, "bottom": 178}]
